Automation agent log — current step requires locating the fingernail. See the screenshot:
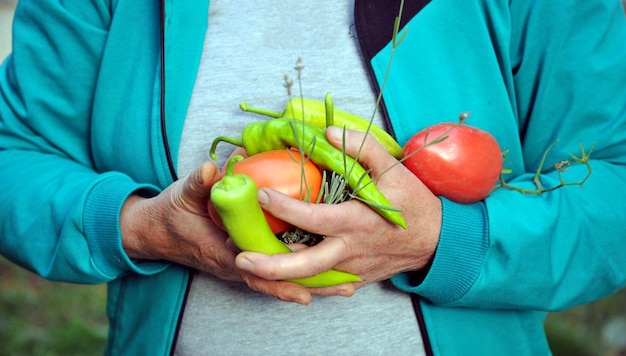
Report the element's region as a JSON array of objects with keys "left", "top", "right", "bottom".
[
  {"left": 257, "top": 189, "right": 269, "bottom": 205},
  {"left": 326, "top": 126, "right": 341, "bottom": 141},
  {"left": 237, "top": 256, "right": 254, "bottom": 272},
  {"left": 297, "top": 295, "right": 312, "bottom": 305},
  {"left": 339, "top": 289, "right": 353, "bottom": 297}
]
